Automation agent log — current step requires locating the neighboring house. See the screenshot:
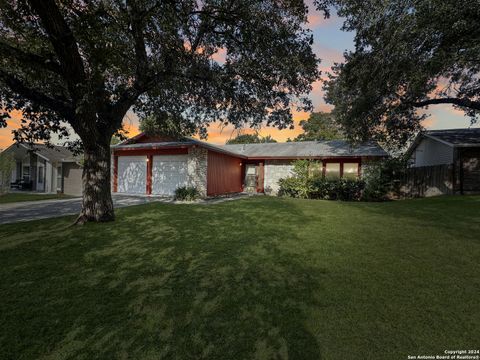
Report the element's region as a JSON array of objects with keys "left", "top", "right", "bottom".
[
  {"left": 2, "top": 143, "right": 83, "bottom": 196},
  {"left": 111, "top": 133, "right": 388, "bottom": 197},
  {"left": 407, "top": 128, "right": 480, "bottom": 194}
]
